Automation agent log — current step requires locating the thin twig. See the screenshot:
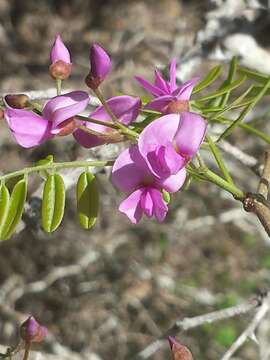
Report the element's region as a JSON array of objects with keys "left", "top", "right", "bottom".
[
  {"left": 221, "top": 293, "right": 270, "bottom": 360},
  {"left": 134, "top": 297, "right": 260, "bottom": 360}
]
